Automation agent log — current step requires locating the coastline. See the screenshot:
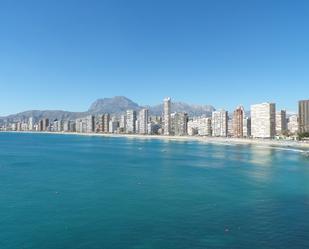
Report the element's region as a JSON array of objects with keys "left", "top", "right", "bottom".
[{"left": 2, "top": 130, "right": 309, "bottom": 152}]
